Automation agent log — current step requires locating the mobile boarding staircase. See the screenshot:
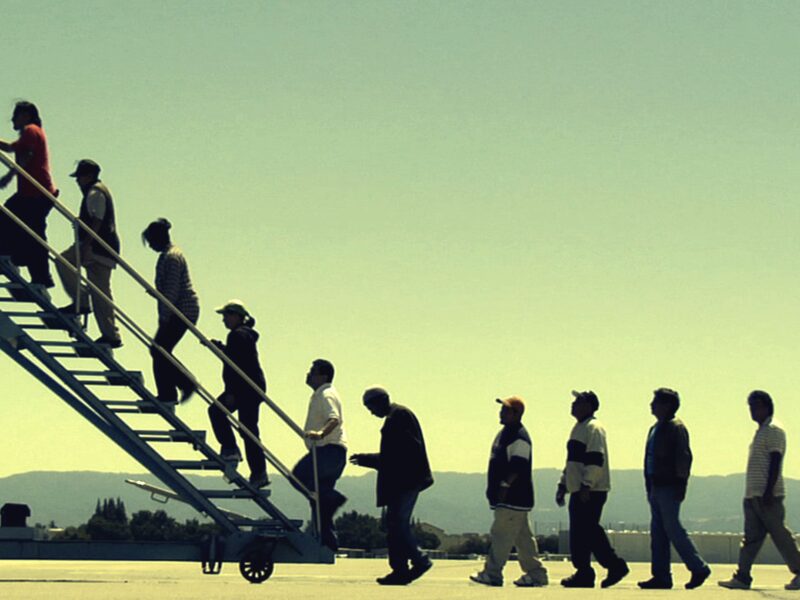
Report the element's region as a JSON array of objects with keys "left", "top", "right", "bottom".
[{"left": 0, "top": 152, "right": 330, "bottom": 583}]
